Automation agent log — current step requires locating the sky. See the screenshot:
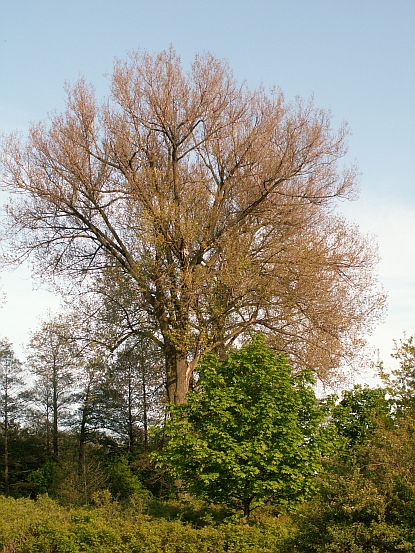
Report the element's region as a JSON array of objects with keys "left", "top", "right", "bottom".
[{"left": 0, "top": 0, "right": 414, "bottom": 382}]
